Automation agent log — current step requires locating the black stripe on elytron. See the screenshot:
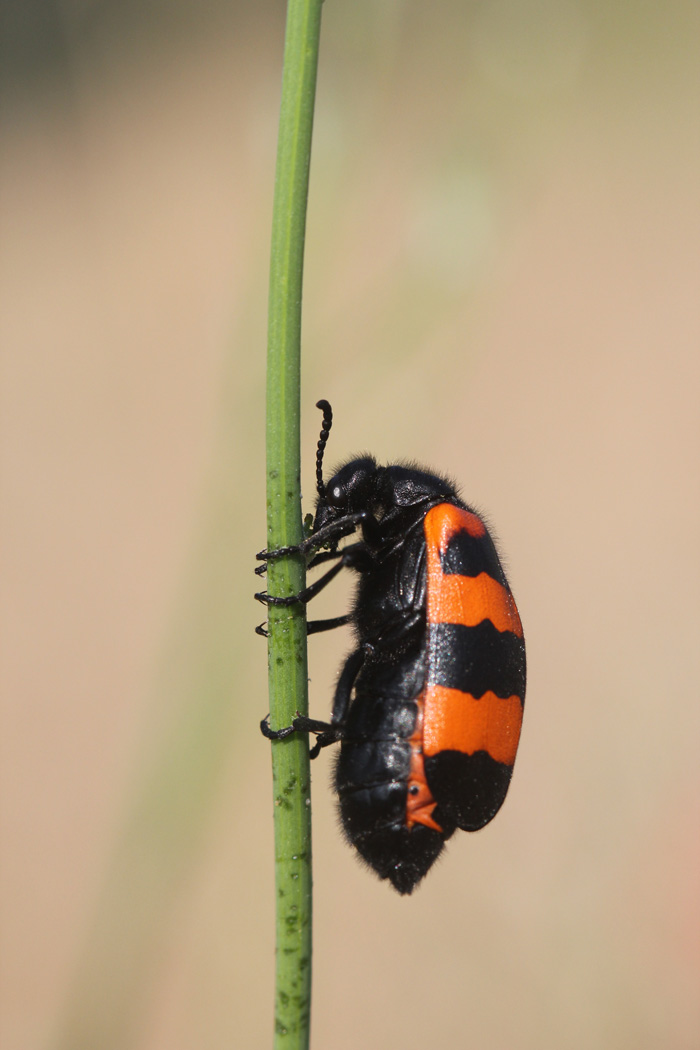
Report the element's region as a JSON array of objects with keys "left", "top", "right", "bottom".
[
  {"left": 440, "top": 529, "right": 509, "bottom": 587},
  {"left": 427, "top": 750, "right": 513, "bottom": 832},
  {"left": 427, "top": 621, "right": 526, "bottom": 700}
]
